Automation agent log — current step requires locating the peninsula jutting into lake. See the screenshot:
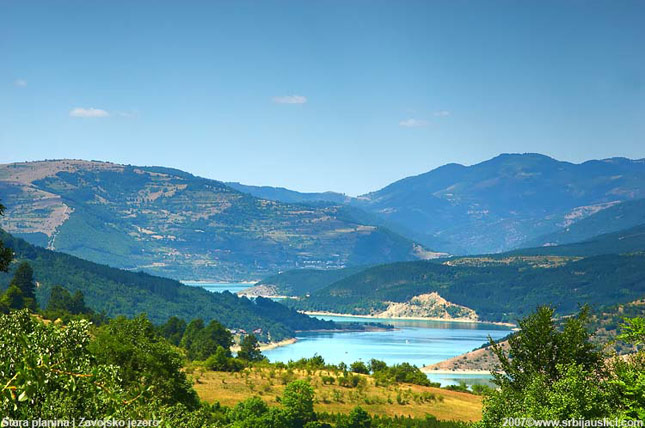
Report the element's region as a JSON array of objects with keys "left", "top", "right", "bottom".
[{"left": 2, "top": 0, "right": 644, "bottom": 426}]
